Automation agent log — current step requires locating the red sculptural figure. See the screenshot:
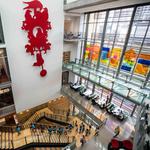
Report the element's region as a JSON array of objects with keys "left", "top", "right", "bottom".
[{"left": 22, "top": 0, "right": 52, "bottom": 77}]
